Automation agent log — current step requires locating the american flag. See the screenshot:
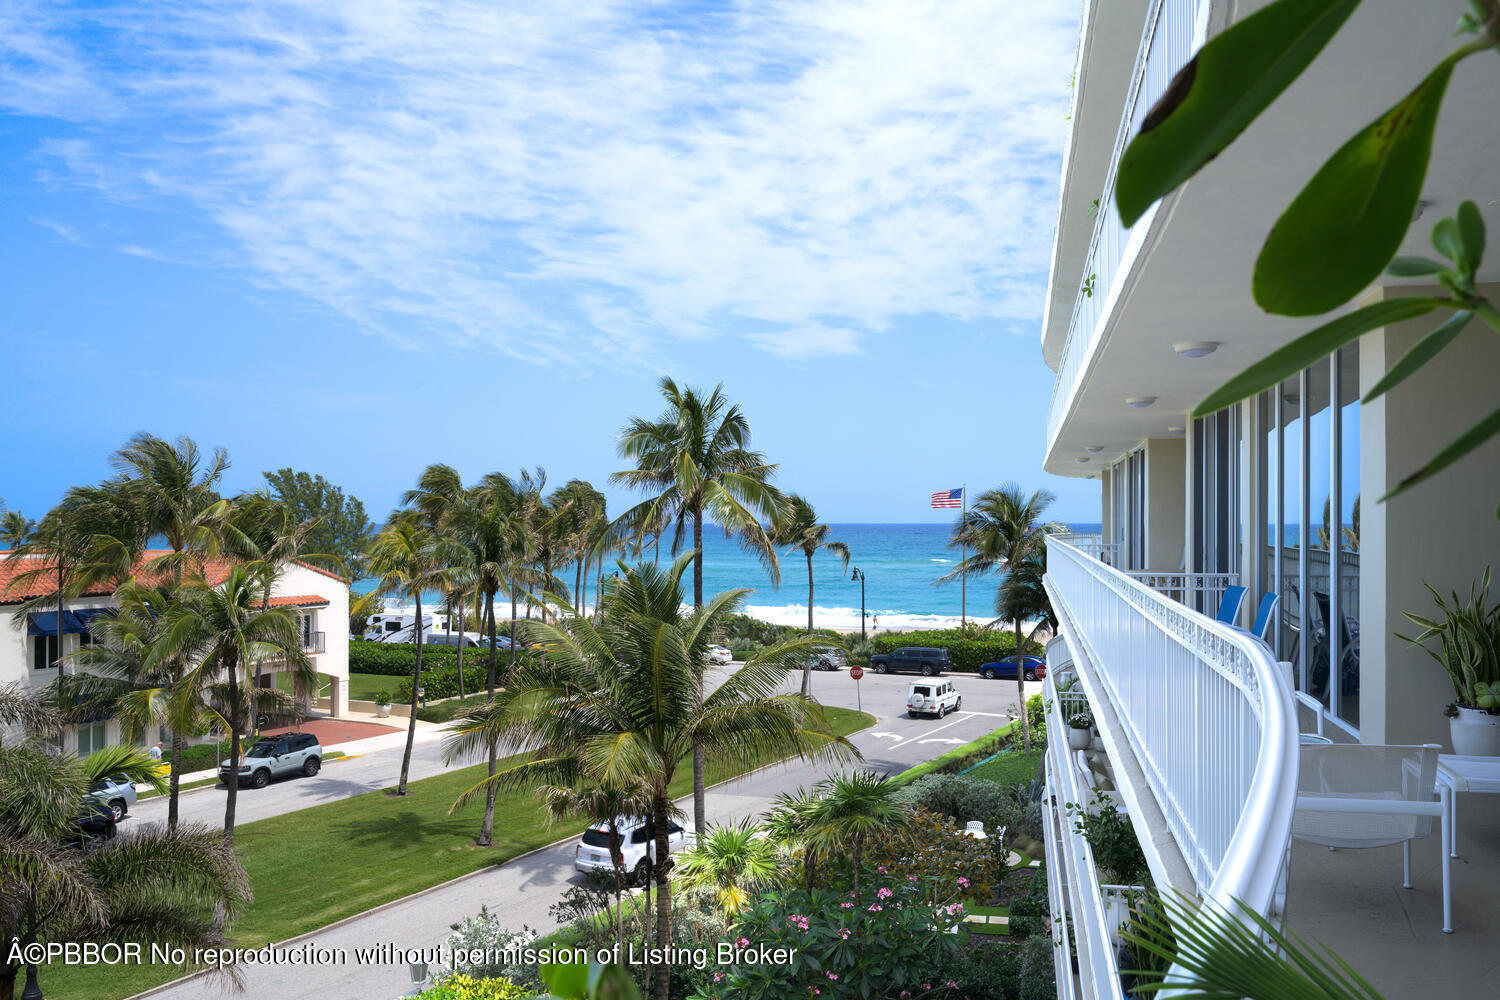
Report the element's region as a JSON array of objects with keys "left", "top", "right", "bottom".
[{"left": 931, "top": 488, "right": 963, "bottom": 509}]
